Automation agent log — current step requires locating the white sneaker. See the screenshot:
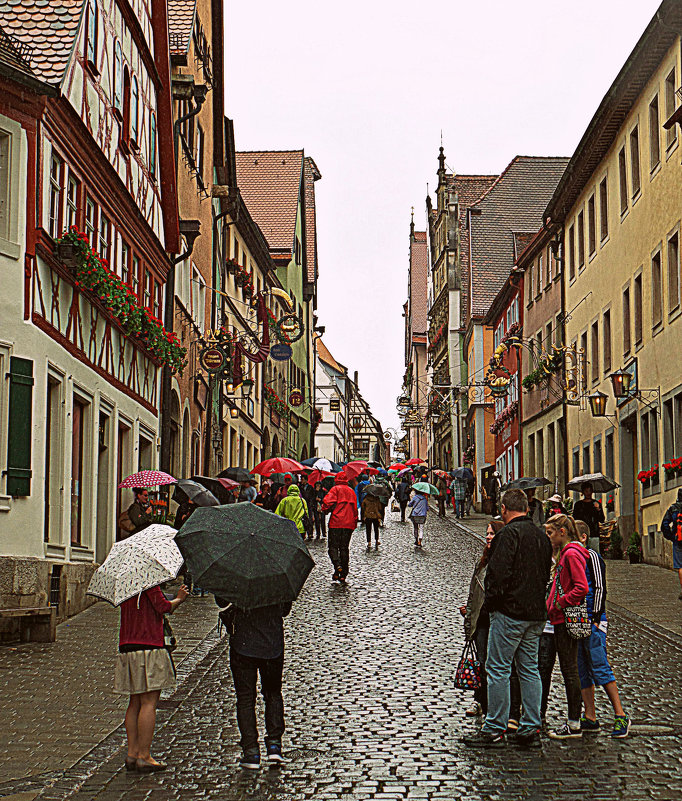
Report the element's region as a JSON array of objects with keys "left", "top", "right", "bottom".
[{"left": 465, "top": 702, "right": 483, "bottom": 717}]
